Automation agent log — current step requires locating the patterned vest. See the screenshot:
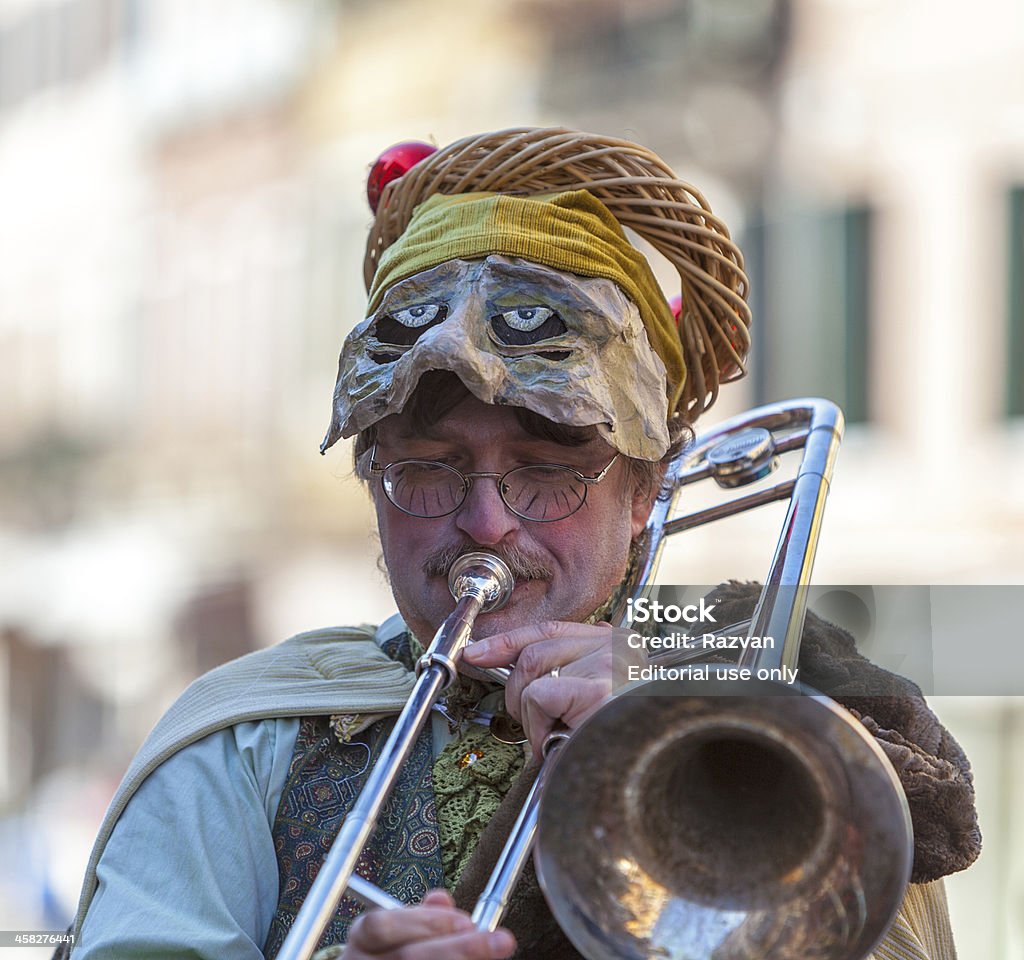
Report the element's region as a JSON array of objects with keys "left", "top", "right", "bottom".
[
  {"left": 261, "top": 631, "right": 442, "bottom": 956},
  {"left": 261, "top": 714, "right": 442, "bottom": 956}
]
